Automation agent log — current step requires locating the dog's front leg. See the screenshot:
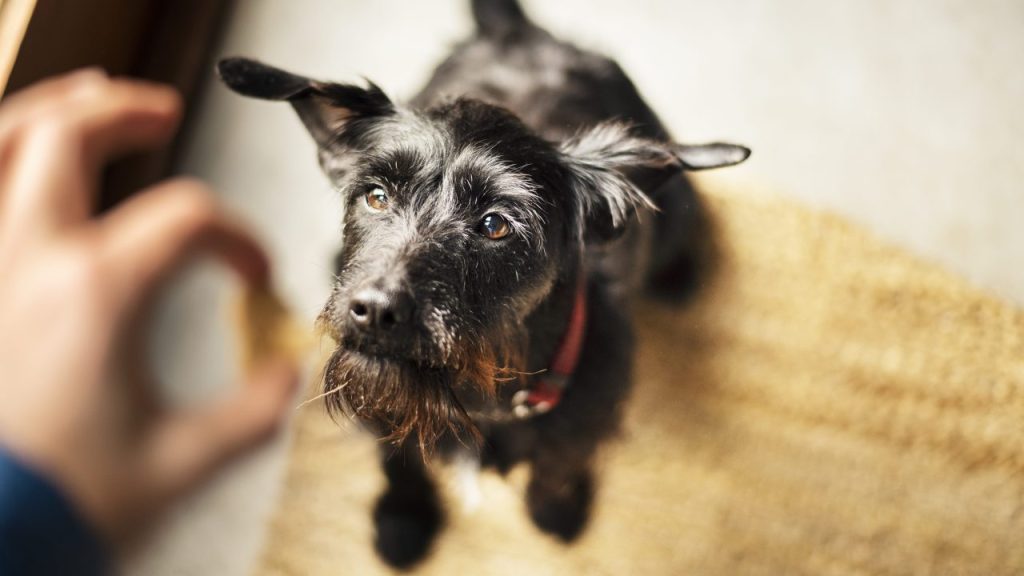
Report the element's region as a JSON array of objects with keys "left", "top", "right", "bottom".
[
  {"left": 526, "top": 436, "right": 597, "bottom": 543},
  {"left": 372, "top": 440, "right": 443, "bottom": 569},
  {"left": 526, "top": 286, "right": 634, "bottom": 542}
]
